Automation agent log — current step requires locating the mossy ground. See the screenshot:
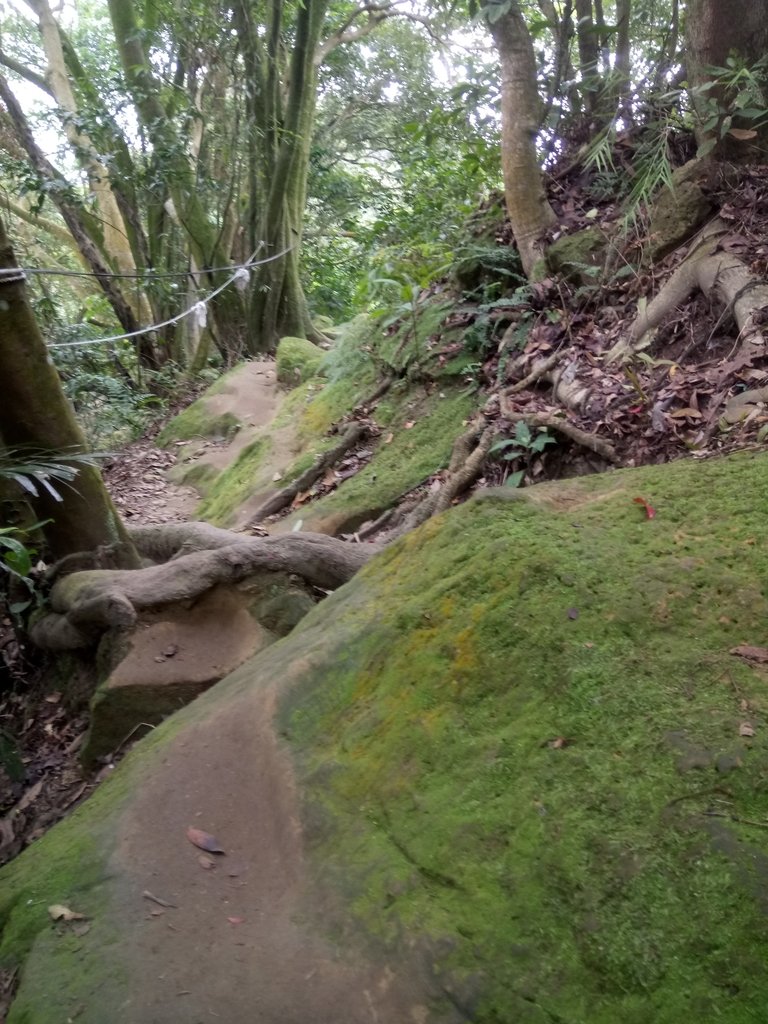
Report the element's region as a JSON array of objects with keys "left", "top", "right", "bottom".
[
  {"left": 196, "top": 436, "right": 271, "bottom": 526},
  {"left": 280, "top": 450, "right": 768, "bottom": 1023},
  {"left": 157, "top": 403, "right": 240, "bottom": 447}
]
